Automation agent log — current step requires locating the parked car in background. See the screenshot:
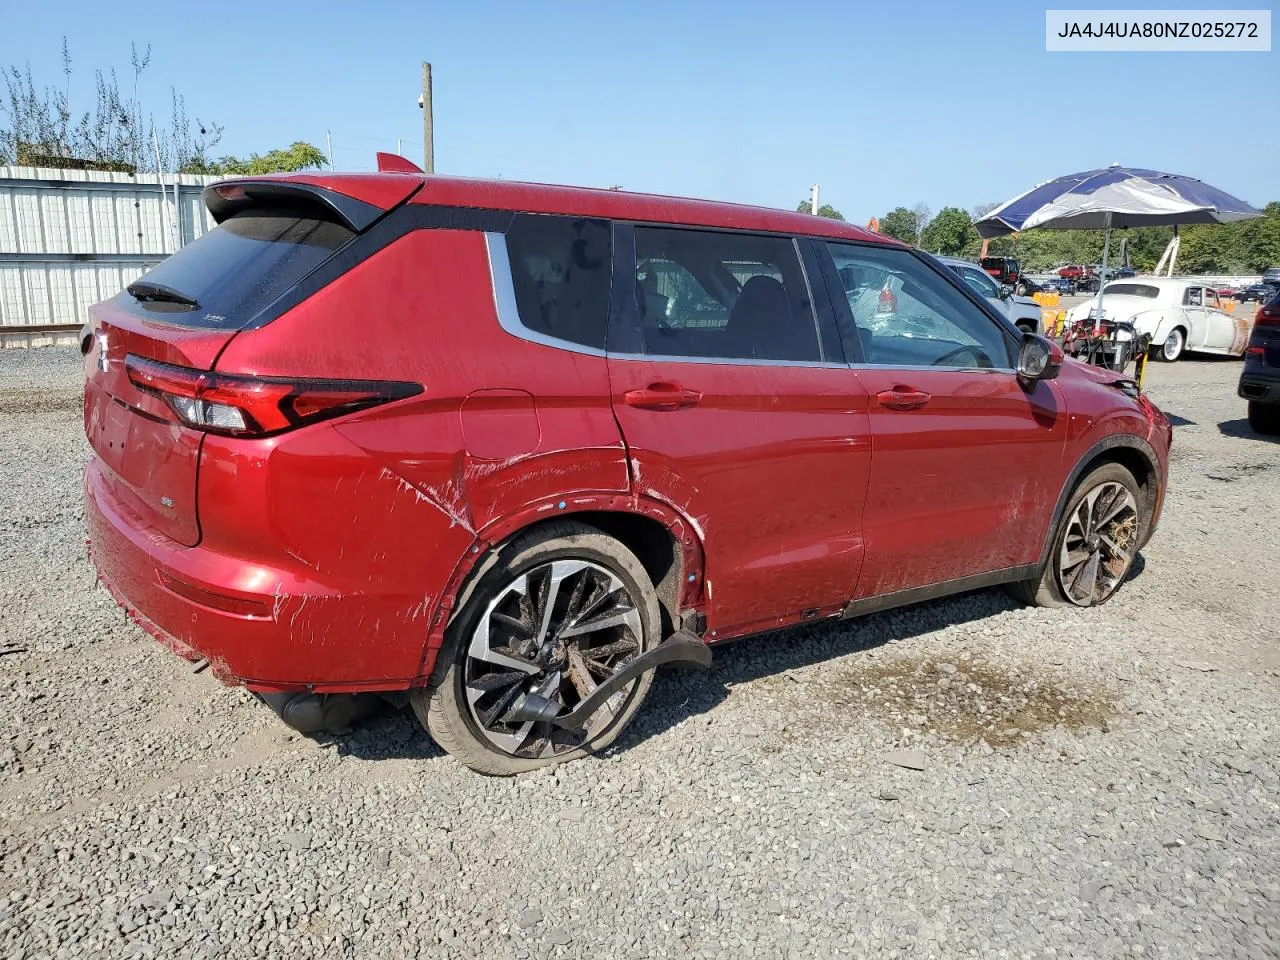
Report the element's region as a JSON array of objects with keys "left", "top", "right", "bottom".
[
  {"left": 1236, "top": 281, "right": 1280, "bottom": 303},
  {"left": 1239, "top": 291, "right": 1280, "bottom": 434},
  {"left": 1262, "top": 266, "right": 1280, "bottom": 283},
  {"left": 1067, "top": 278, "right": 1251, "bottom": 361},
  {"left": 936, "top": 255, "right": 1043, "bottom": 332},
  {"left": 1059, "top": 264, "right": 1089, "bottom": 282},
  {"left": 81, "top": 170, "right": 1171, "bottom": 774},
  {"left": 980, "top": 256, "right": 1021, "bottom": 286},
  {"left": 1042, "top": 276, "right": 1076, "bottom": 296},
  {"left": 1013, "top": 275, "right": 1046, "bottom": 297}
]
